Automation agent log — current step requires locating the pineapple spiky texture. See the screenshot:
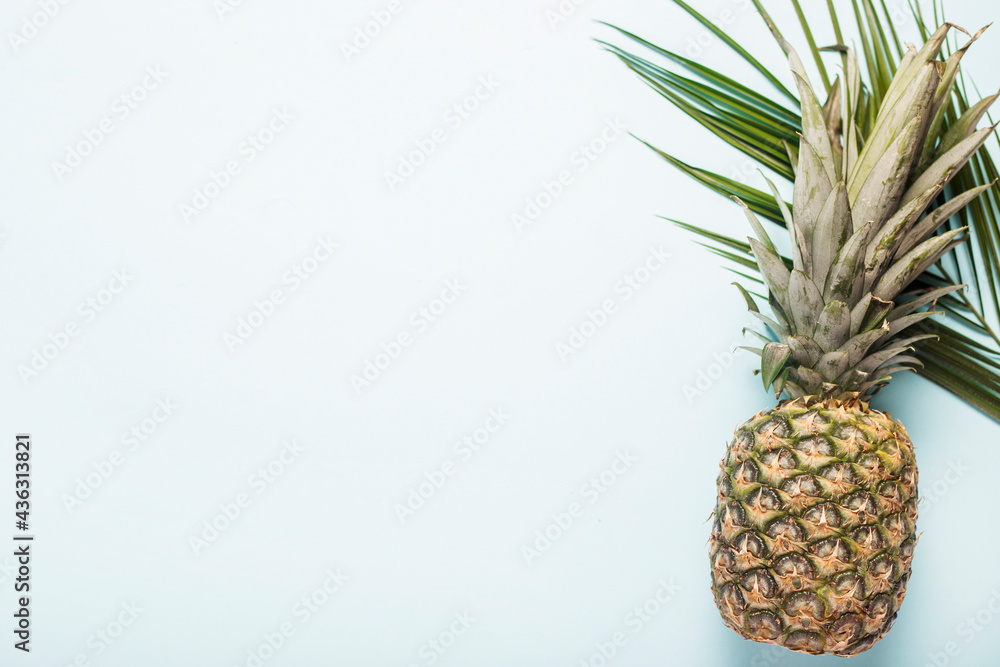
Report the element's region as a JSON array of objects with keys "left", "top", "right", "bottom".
[
  {"left": 712, "top": 398, "right": 917, "bottom": 655},
  {"left": 709, "top": 24, "right": 996, "bottom": 655}
]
